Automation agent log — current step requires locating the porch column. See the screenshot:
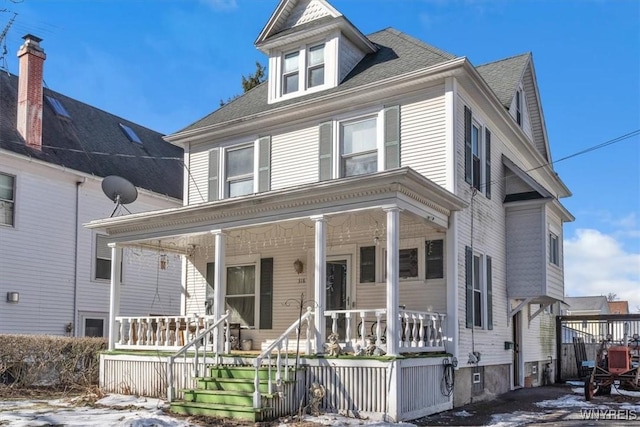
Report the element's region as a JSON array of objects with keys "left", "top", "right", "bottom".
[
  {"left": 384, "top": 206, "right": 401, "bottom": 356},
  {"left": 107, "top": 243, "right": 122, "bottom": 351},
  {"left": 312, "top": 215, "right": 327, "bottom": 353},
  {"left": 212, "top": 230, "right": 227, "bottom": 354}
]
